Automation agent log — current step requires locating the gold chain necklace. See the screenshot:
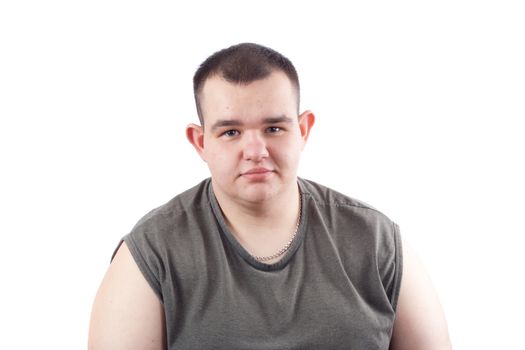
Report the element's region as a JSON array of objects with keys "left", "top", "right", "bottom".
[{"left": 253, "top": 193, "right": 302, "bottom": 262}]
